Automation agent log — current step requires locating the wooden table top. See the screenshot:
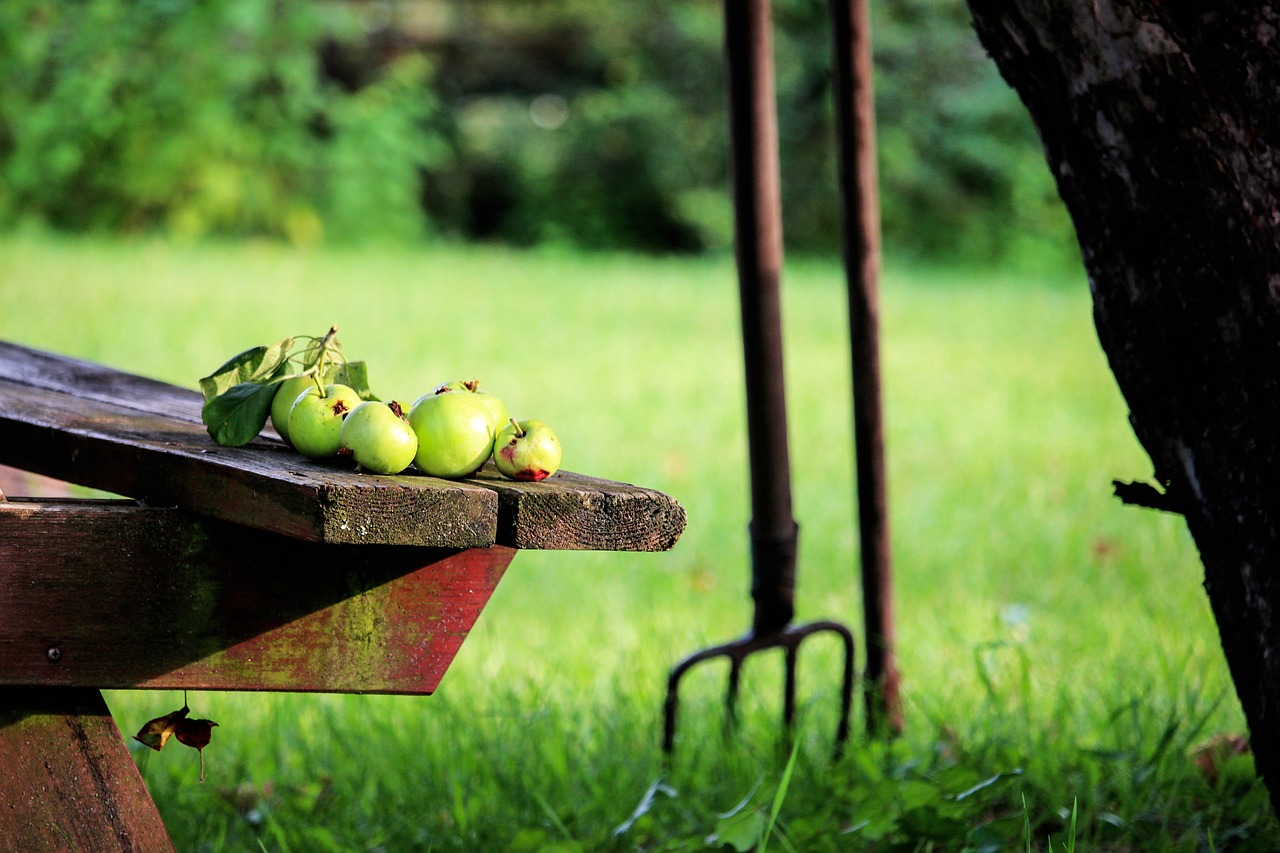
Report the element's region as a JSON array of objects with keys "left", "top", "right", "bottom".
[{"left": 0, "top": 340, "right": 686, "bottom": 552}]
